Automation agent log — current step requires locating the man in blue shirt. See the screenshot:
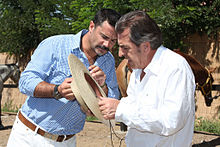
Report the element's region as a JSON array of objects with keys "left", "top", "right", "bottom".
[{"left": 7, "top": 8, "right": 120, "bottom": 147}]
